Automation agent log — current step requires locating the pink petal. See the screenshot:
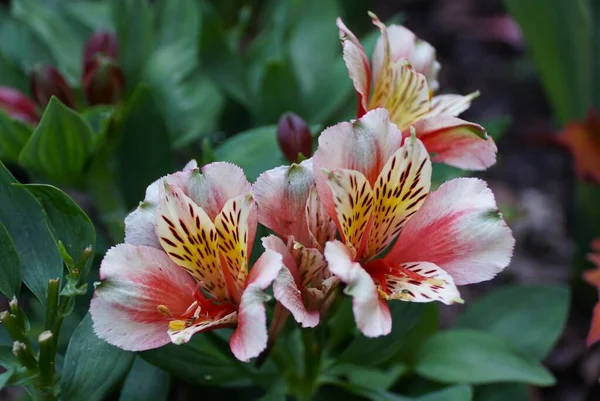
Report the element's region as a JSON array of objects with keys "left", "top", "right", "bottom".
[
  {"left": 90, "top": 244, "right": 196, "bottom": 351},
  {"left": 337, "top": 17, "right": 371, "bottom": 116},
  {"left": 383, "top": 262, "right": 463, "bottom": 304},
  {"left": 125, "top": 161, "right": 197, "bottom": 248},
  {"left": 314, "top": 108, "right": 402, "bottom": 227},
  {"left": 305, "top": 185, "right": 336, "bottom": 251},
  {"left": 273, "top": 265, "right": 320, "bottom": 328},
  {"left": 168, "top": 312, "right": 238, "bottom": 345},
  {"left": 372, "top": 24, "right": 440, "bottom": 92},
  {"left": 189, "top": 161, "right": 253, "bottom": 219},
  {"left": 412, "top": 116, "right": 497, "bottom": 170},
  {"left": 386, "top": 178, "right": 515, "bottom": 285},
  {"left": 324, "top": 241, "right": 391, "bottom": 337},
  {"left": 254, "top": 160, "right": 314, "bottom": 247},
  {"left": 428, "top": 93, "right": 479, "bottom": 118},
  {"left": 262, "top": 235, "right": 301, "bottom": 284},
  {"left": 587, "top": 302, "right": 600, "bottom": 347},
  {"left": 230, "top": 250, "right": 283, "bottom": 362}
]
